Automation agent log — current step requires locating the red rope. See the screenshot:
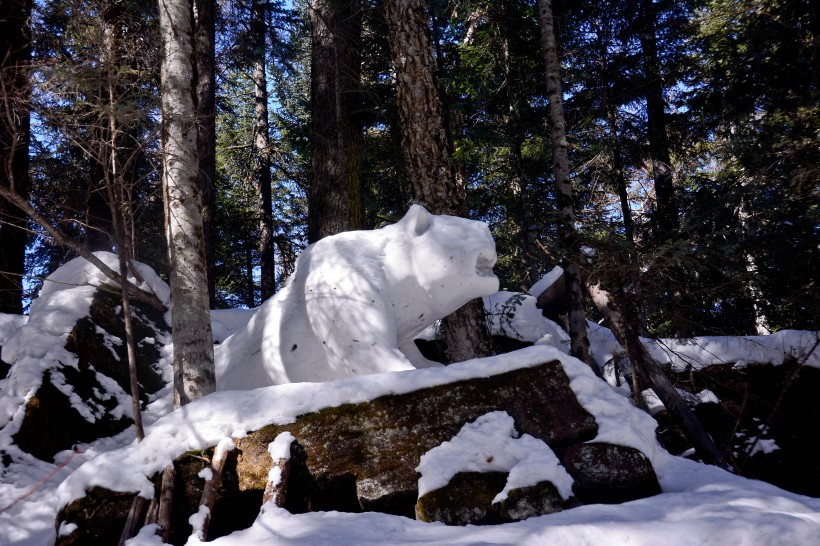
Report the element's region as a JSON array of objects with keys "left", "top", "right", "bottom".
[{"left": 0, "top": 448, "right": 82, "bottom": 514}]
